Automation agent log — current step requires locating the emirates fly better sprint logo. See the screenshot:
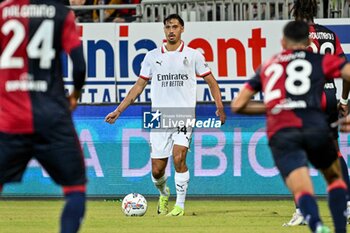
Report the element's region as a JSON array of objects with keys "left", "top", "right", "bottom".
[{"left": 143, "top": 108, "right": 222, "bottom": 130}]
